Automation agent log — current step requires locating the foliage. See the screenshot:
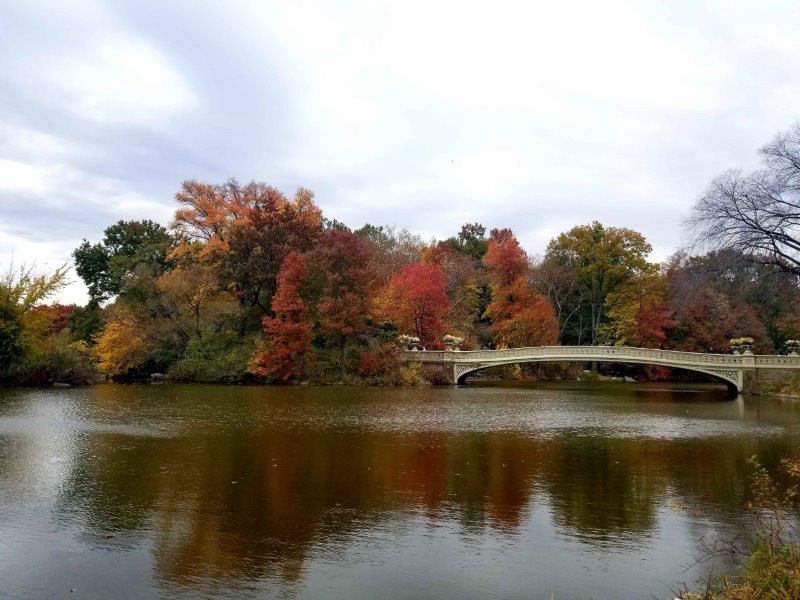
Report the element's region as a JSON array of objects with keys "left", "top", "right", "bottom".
[
  {"left": 484, "top": 276, "right": 559, "bottom": 348},
  {"left": 484, "top": 229, "right": 558, "bottom": 348},
  {"left": 665, "top": 252, "right": 773, "bottom": 353},
  {"left": 169, "top": 334, "right": 257, "bottom": 383},
  {"left": 356, "top": 224, "right": 424, "bottom": 287},
  {"left": 374, "top": 262, "right": 451, "bottom": 348},
  {"left": 73, "top": 220, "right": 174, "bottom": 303},
  {"left": 251, "top": 252, "right": 313, "bottom": 382},
  {"left": 446, "top": 223, "right": 489, "bottom": 262},
  {"left": 310, "top": 229, "right": 373, "bottom": 370},
  {"left": 600, "top": 268, "right": 675, "bottom": 347},
  {"left": 681, "top": 458, "right": 800, "bottom": 599},
  {"left": 8, "top": 336, "right": 98, "bottom": 386},
  {"left": 48, "top": 158, "right": 800, "bottom": 388},
  {"left": 0, "top": 263, "right": 69, "bottom": 377},
  {"left": 544, "top": 221, "right": 653, "bottom": 344},
  {"left": 94, "top": 306, "right": 150, "bottom": 376},
  {"left": 171, "top": 179, "right": 323, "bottom": 314},
  {"left": 422, "top": 240, "right": 490, "bottom": 347},
  {"left": 483, "top": 228, "right": 528, "bottom": 286}
]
